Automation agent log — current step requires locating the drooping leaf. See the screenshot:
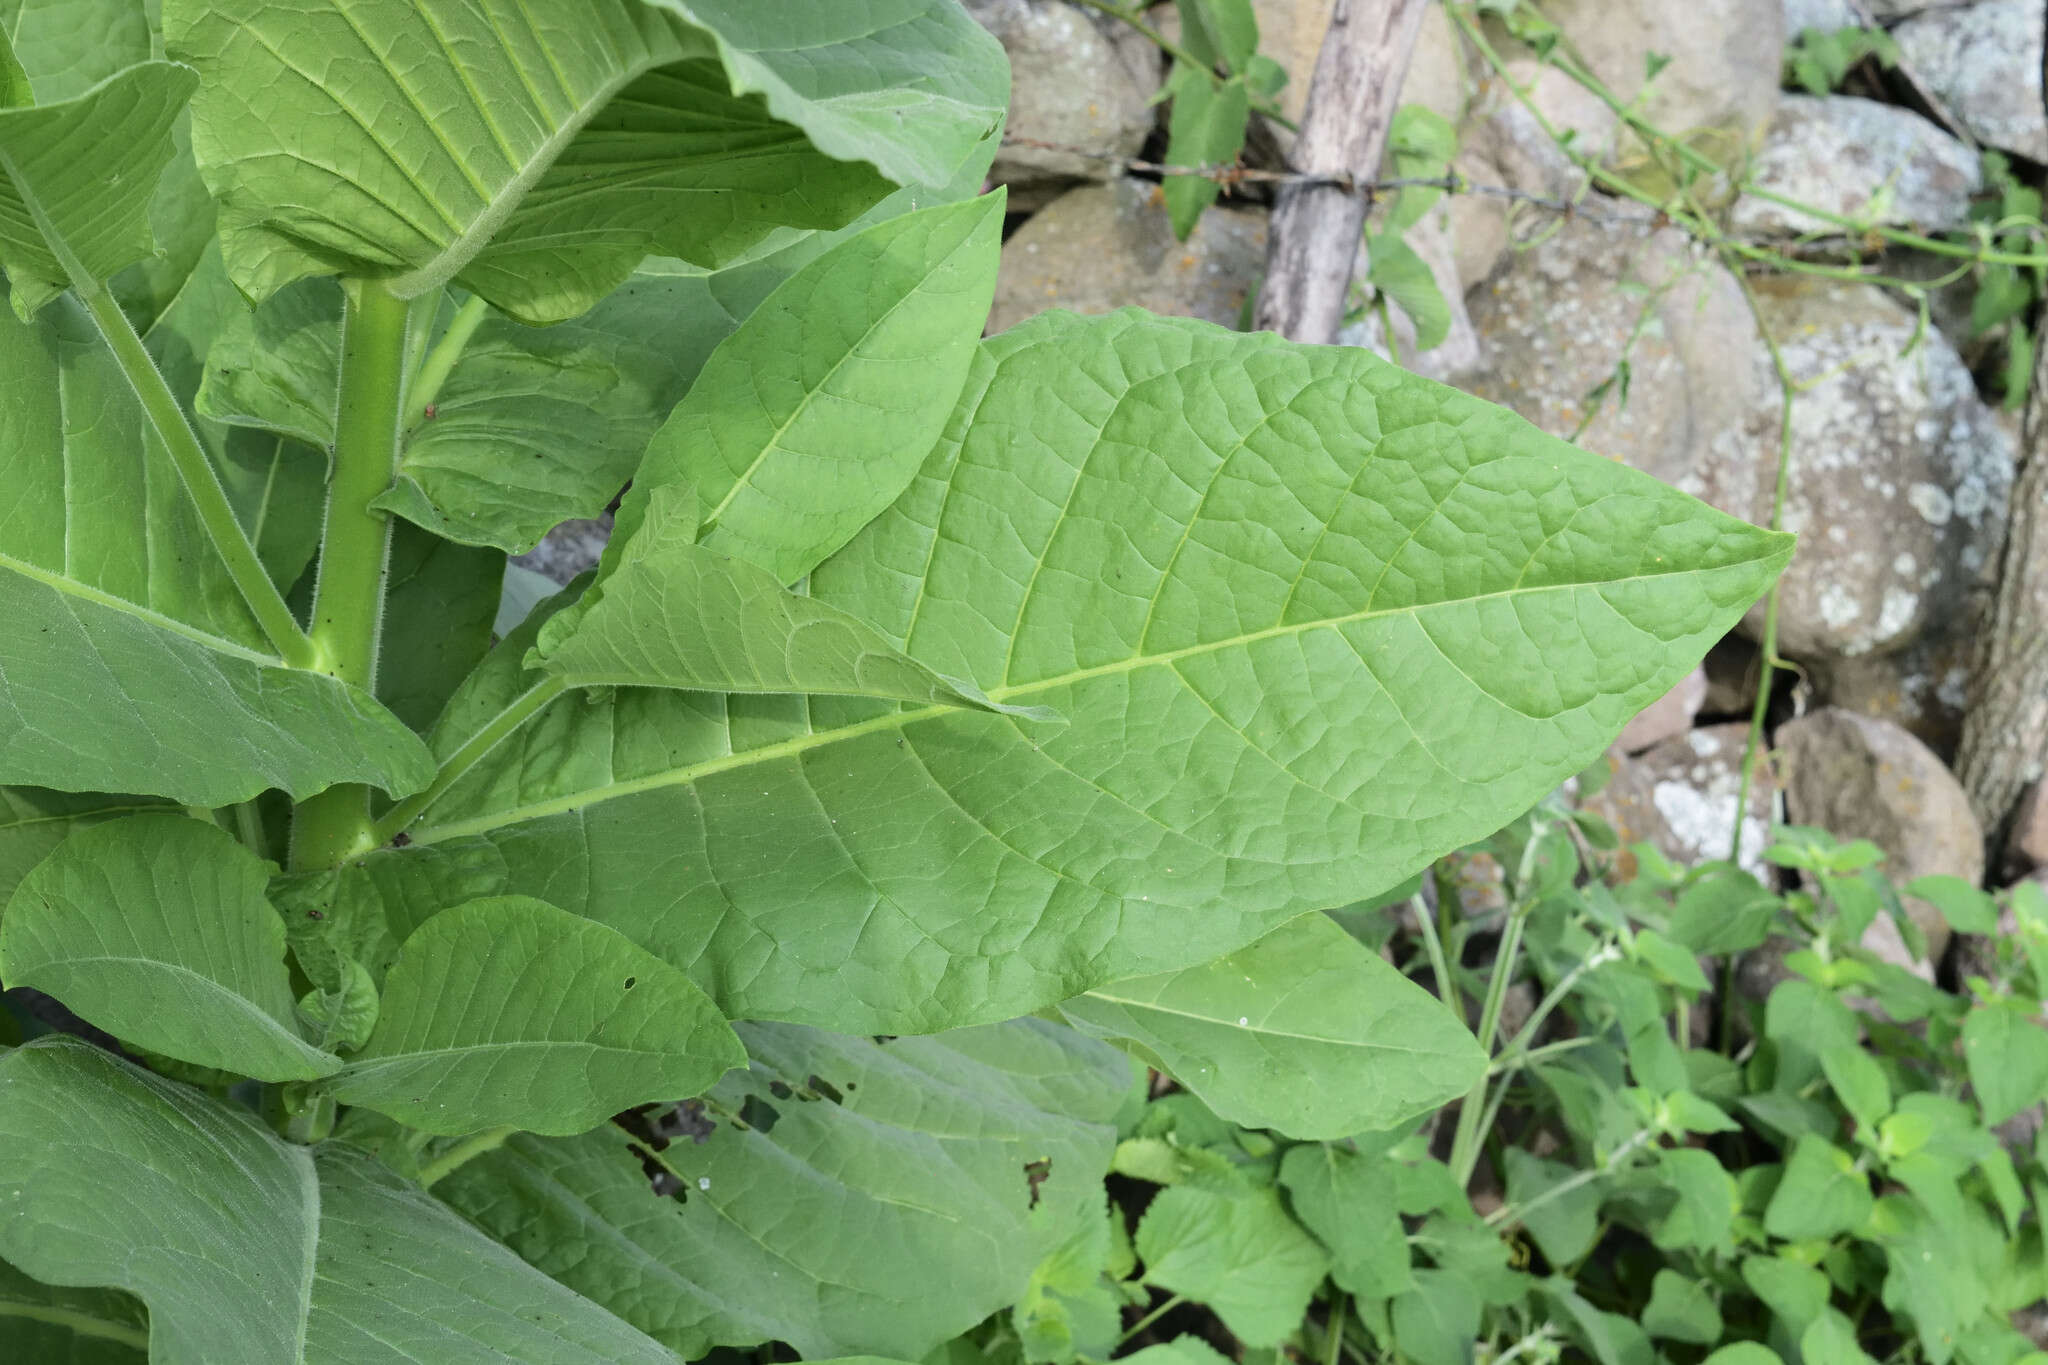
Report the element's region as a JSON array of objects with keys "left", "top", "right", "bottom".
[
  {"left": 1059, "top": 912, "right": 1483, "bottom": 1138},
  {"left": 0, "top": 815, "right": 339, "bottom": 1080},
  {"left": 1134, "top": 1187, "right": 1329, "bottom": 1347},
  {"left": 435, "top": 1020, "right": 1128, "bottom": 1360},
  {"left": 1962, "top": 1001, "right": 2048, "bottom": 1126},
  {"left": 1367, "top": 231, "right": 1452, "bottom": 353},
  {"left": 163, "top": 0, "right": 1003, "bottom": 322},
  {"left": 0, "top": 1256, "right": 147, "bottom": 1362},
  {"left": 628, "top": 193, "right": 1004, "bottom": 585},
  {"left": 330, "top": 896, "right": 743, "bottom": 1136},
  {"left": 1161, "top": 66, "right": 1248, "bottom": 240},
  {"left": 0, "top": 1039, "right": 677, "bottom": 1363},
  {"left": 0, "top": 294, "right": 433, "bottom": 806},
  {"left": 533, "top": 515, "right": 1050, "bottom": 719},
  {"left": 380, "top": 309, "right": 1790, "bottom": 1035},
  {"left": 0, "top": 60, "right": 196, "bottom": 314}
]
